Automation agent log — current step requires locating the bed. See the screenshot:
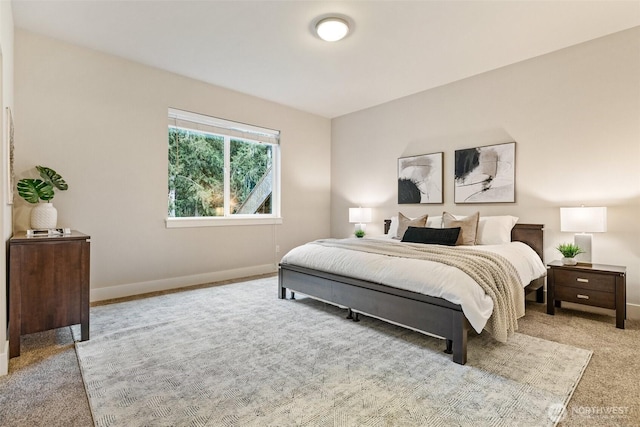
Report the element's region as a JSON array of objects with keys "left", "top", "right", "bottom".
[{"left": 278, "top": 219, "right": 545, "bottom": 365}]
